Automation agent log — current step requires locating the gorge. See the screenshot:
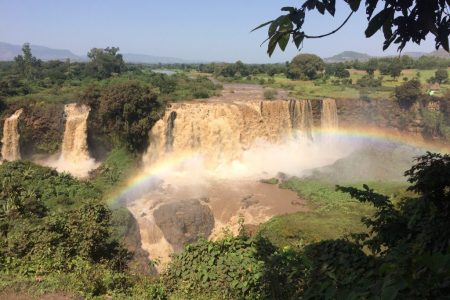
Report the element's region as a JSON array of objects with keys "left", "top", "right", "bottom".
[{"left": 0, "top": 85, "right": 447, "bottom": 270}]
